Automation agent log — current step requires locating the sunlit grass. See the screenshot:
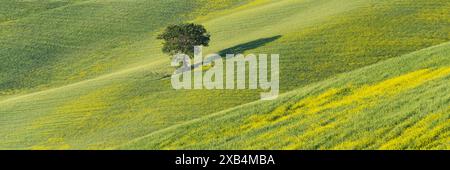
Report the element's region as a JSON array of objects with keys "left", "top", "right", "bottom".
[
  {"left": 122, "top": 43, "right": 450, "bottom": 149},
  {"left": 0, "top": 0, "right": 449, "bottom": 149}
]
